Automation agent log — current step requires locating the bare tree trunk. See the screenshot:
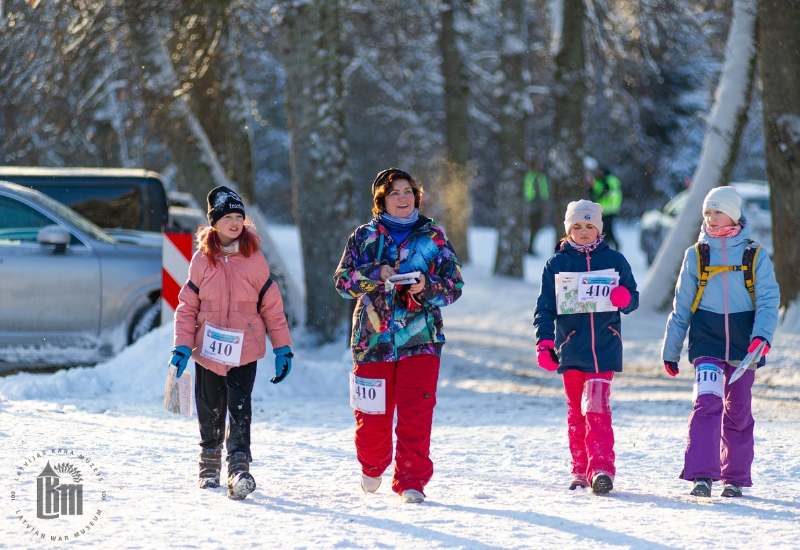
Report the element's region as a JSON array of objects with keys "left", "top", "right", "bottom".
[
  {"left": 759, "top": 0, "right": 800, "bottom": 310},
  {"left": 174, "top": 0, "right": 255, "bottom": 202},
  {"left": 640, "top": 0, "right": 758, "bottom": 311},
  {"left": 277, "top": 1, "right": 353, "bottom": 343},
  {"left": 493, "top": 0, "right": 528, "bottom": 278},
  {"left": 124, "top": 1, "right": 241, "bottom": 208},
  {"left": 547, "top": 0, "right": 586, "bottom": 229},
  {"left": 439, "top": 1, "right": 471, "bottom": 262}
]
